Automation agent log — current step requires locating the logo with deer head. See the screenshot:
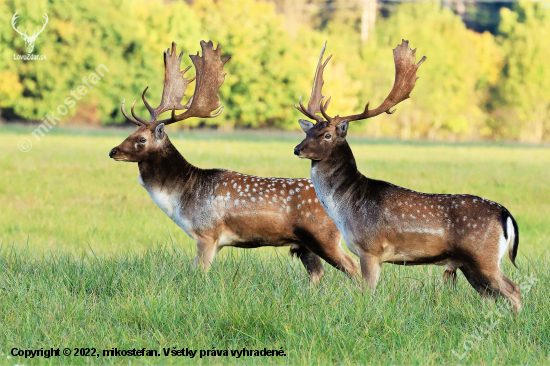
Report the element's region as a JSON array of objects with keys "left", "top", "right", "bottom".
[{"left": 11, "top": 11, "right": 48, "bottom": 54}]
